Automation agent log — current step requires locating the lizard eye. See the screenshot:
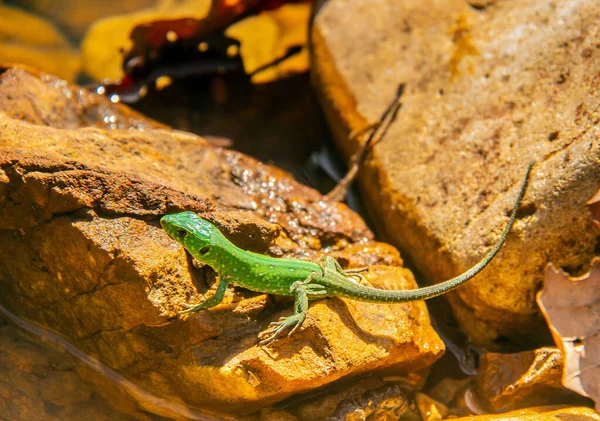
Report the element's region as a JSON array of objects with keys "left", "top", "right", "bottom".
[
  {"left": 177, "top": 230, "right": 188, "bottom": 238},
  {"left": 198, "top": 246, "right": 210, "bottom": 255}
]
